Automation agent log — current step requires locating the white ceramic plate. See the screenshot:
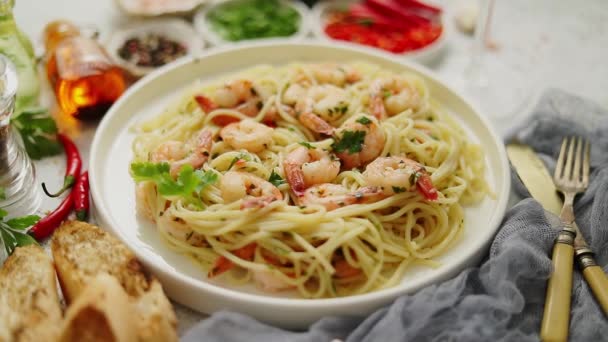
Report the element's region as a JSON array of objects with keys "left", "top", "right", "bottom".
[
  {"left": 311, "top": 0, "right": 447, "bottom": 65},
  {"left": 90, "top": 41, "right": 510, "bottom": 329}
]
